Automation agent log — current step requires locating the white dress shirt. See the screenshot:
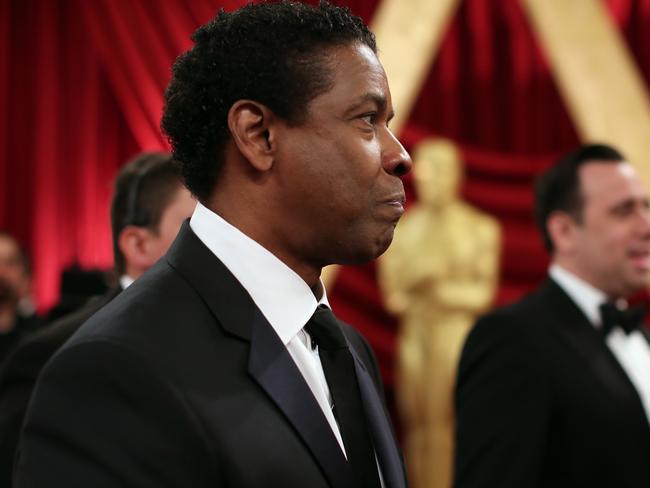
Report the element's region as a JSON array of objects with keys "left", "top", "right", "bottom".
[
  {"left": 549, "top": 264, "right": 650, "bottom": 424},
  {"left": 119, "top": 275, "right": 135, "bottom": 290},
  {"left": 189, "top": 202, "right": 346, "bottom": 454}
]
